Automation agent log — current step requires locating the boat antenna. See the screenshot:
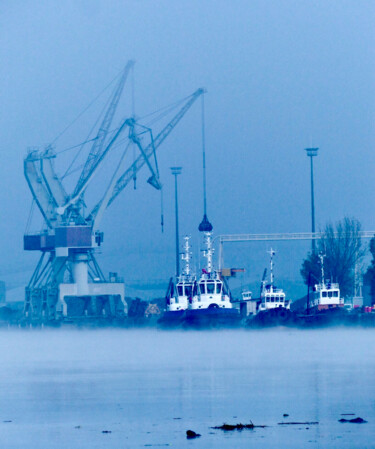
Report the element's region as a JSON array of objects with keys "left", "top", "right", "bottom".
[{"left": 198, "top": 92, "right": 213, "bottom": 232}]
